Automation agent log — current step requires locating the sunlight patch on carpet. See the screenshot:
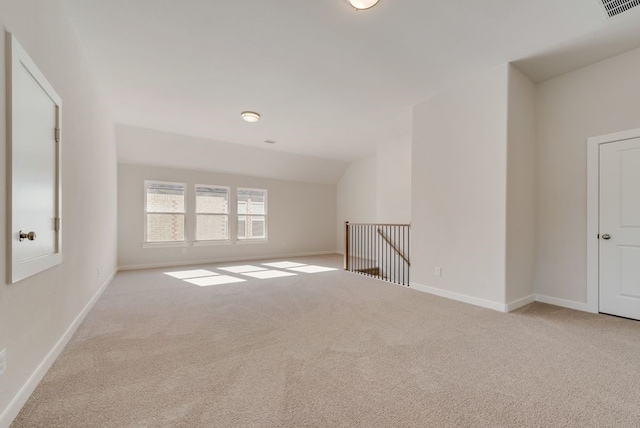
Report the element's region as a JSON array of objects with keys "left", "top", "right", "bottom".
[
  {"left": 262, "top": 261, "right": 307, "bottom": 269},
  {"left": 242, "top": 270, "right": 298, "bottom": 279},
  {"left": 218, "top": 265, "right": 267, "bottom": 273},
  {"left": 288, "top": 265, "right": 337, "bottom": 273},
  {"left": 164, "top": 269, "right": 218, "bottom": 279},
  {"left": 184, "top": 275, "right": 246, "bottom": 286}
]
